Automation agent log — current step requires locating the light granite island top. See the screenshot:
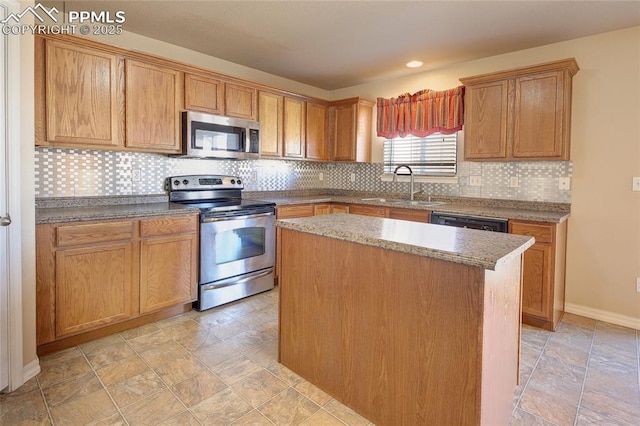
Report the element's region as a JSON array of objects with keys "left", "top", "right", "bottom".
[
  {"left": 276, "top": 213, "right": 534, "bottom": 270},
  {"left": 277, "top": 213, "right": 535, "bottom": 425}
]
